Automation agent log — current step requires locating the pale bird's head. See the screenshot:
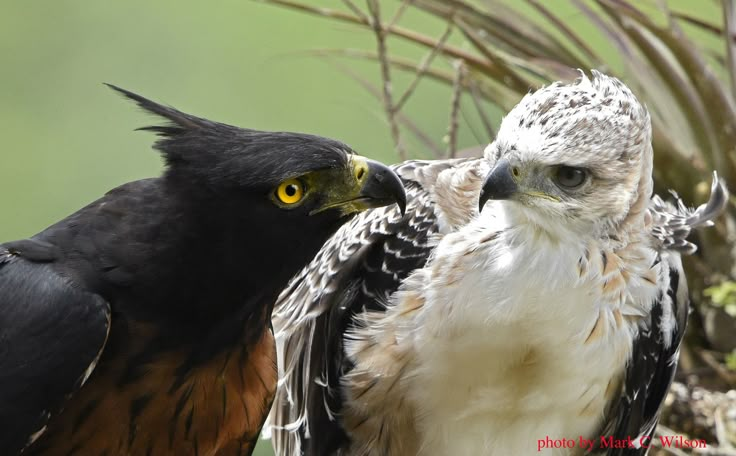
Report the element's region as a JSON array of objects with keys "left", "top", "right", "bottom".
[{"left": 479, "top": 71, "right": 653, "bottom": 236}]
